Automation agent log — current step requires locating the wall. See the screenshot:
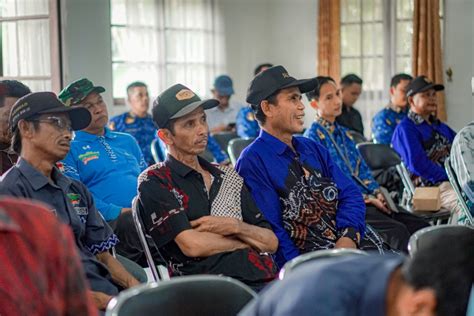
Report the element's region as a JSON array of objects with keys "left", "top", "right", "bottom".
[
  {"left": 60, "top": 0, "right": 116, "bottom": 114},
  {"left": 217, "top": 0, "right": 318, "bottom": 127},
  {"left": 443, "top": 0, "right": 474, "bottom": 131}
]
